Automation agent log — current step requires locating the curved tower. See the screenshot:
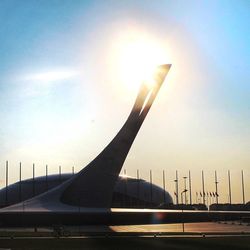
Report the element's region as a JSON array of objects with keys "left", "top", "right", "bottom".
[
  {"left": 61, "top": 64, "right": 171, "bottom": 208},
  {"left": 4, "top": 64, "right": 171, "bottom": 211}
]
